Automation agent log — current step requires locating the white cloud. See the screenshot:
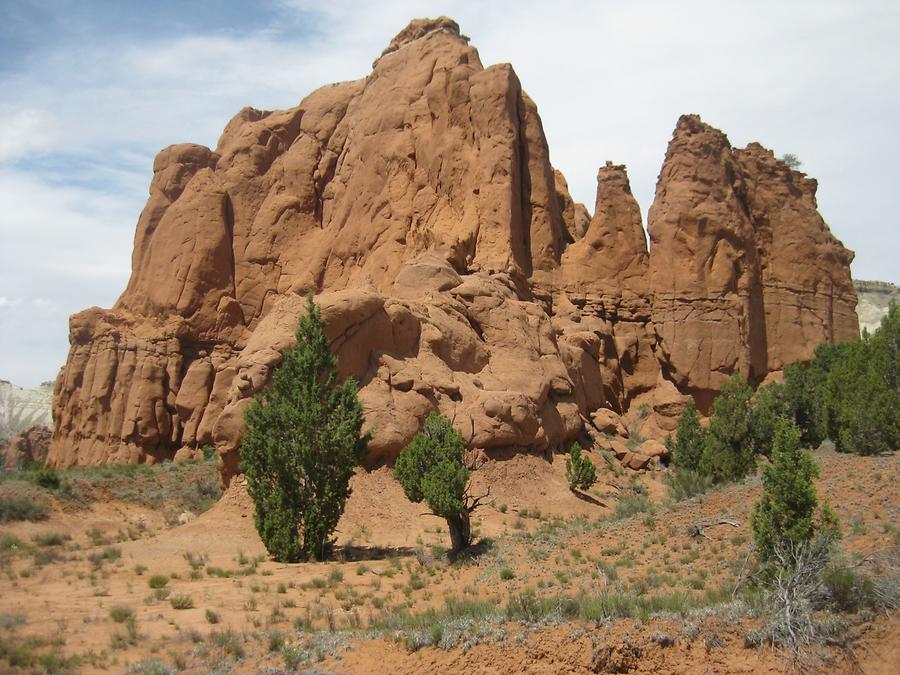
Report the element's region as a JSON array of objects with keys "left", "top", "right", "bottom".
[
  {"left": 0, "top": 107, "right": 58, "bottom": 162},
  {"left": 0, "top": 168, "right": 136, "bottom": 385}
]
